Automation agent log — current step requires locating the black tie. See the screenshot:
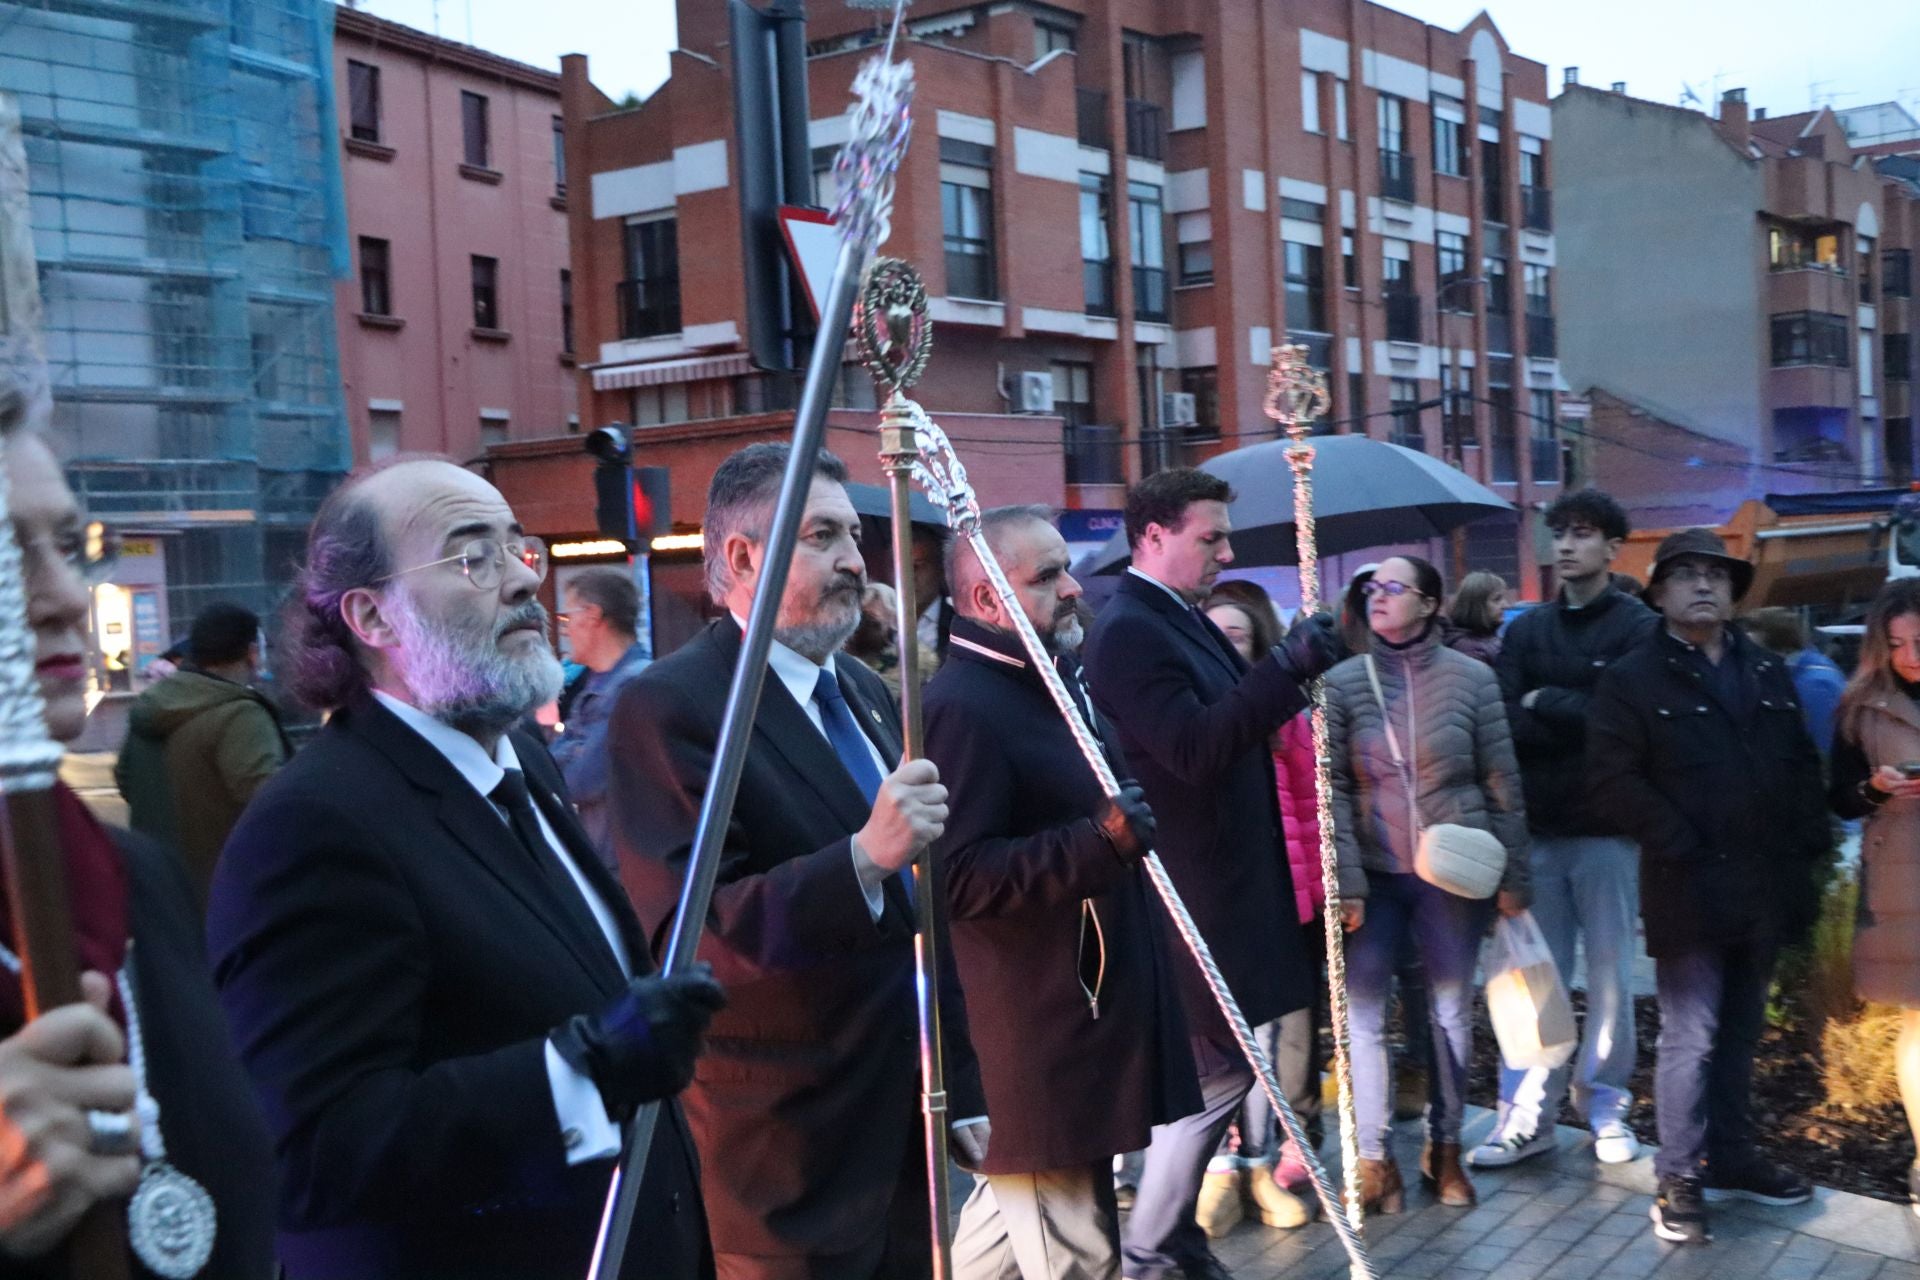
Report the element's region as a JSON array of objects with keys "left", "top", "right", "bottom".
[{"left": 491, "top": 769, "right": 565, "bottom": 876}]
